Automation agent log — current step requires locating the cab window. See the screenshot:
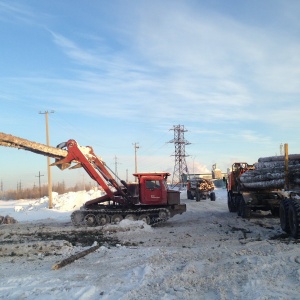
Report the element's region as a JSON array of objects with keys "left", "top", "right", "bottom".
[{"left": 146, "top": 180, "right": 161, "bottom": 189}]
